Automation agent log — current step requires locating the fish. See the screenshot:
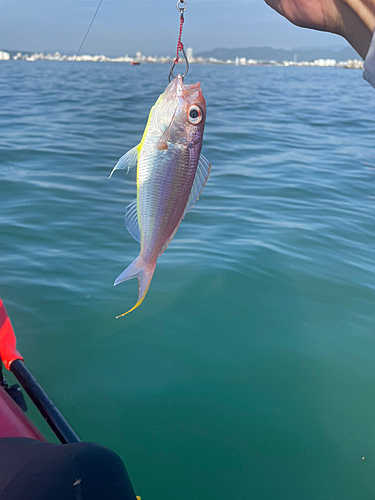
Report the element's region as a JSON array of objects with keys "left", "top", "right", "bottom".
[{"left": 109, "top": 74, "right": 210, "bottom": 318}]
